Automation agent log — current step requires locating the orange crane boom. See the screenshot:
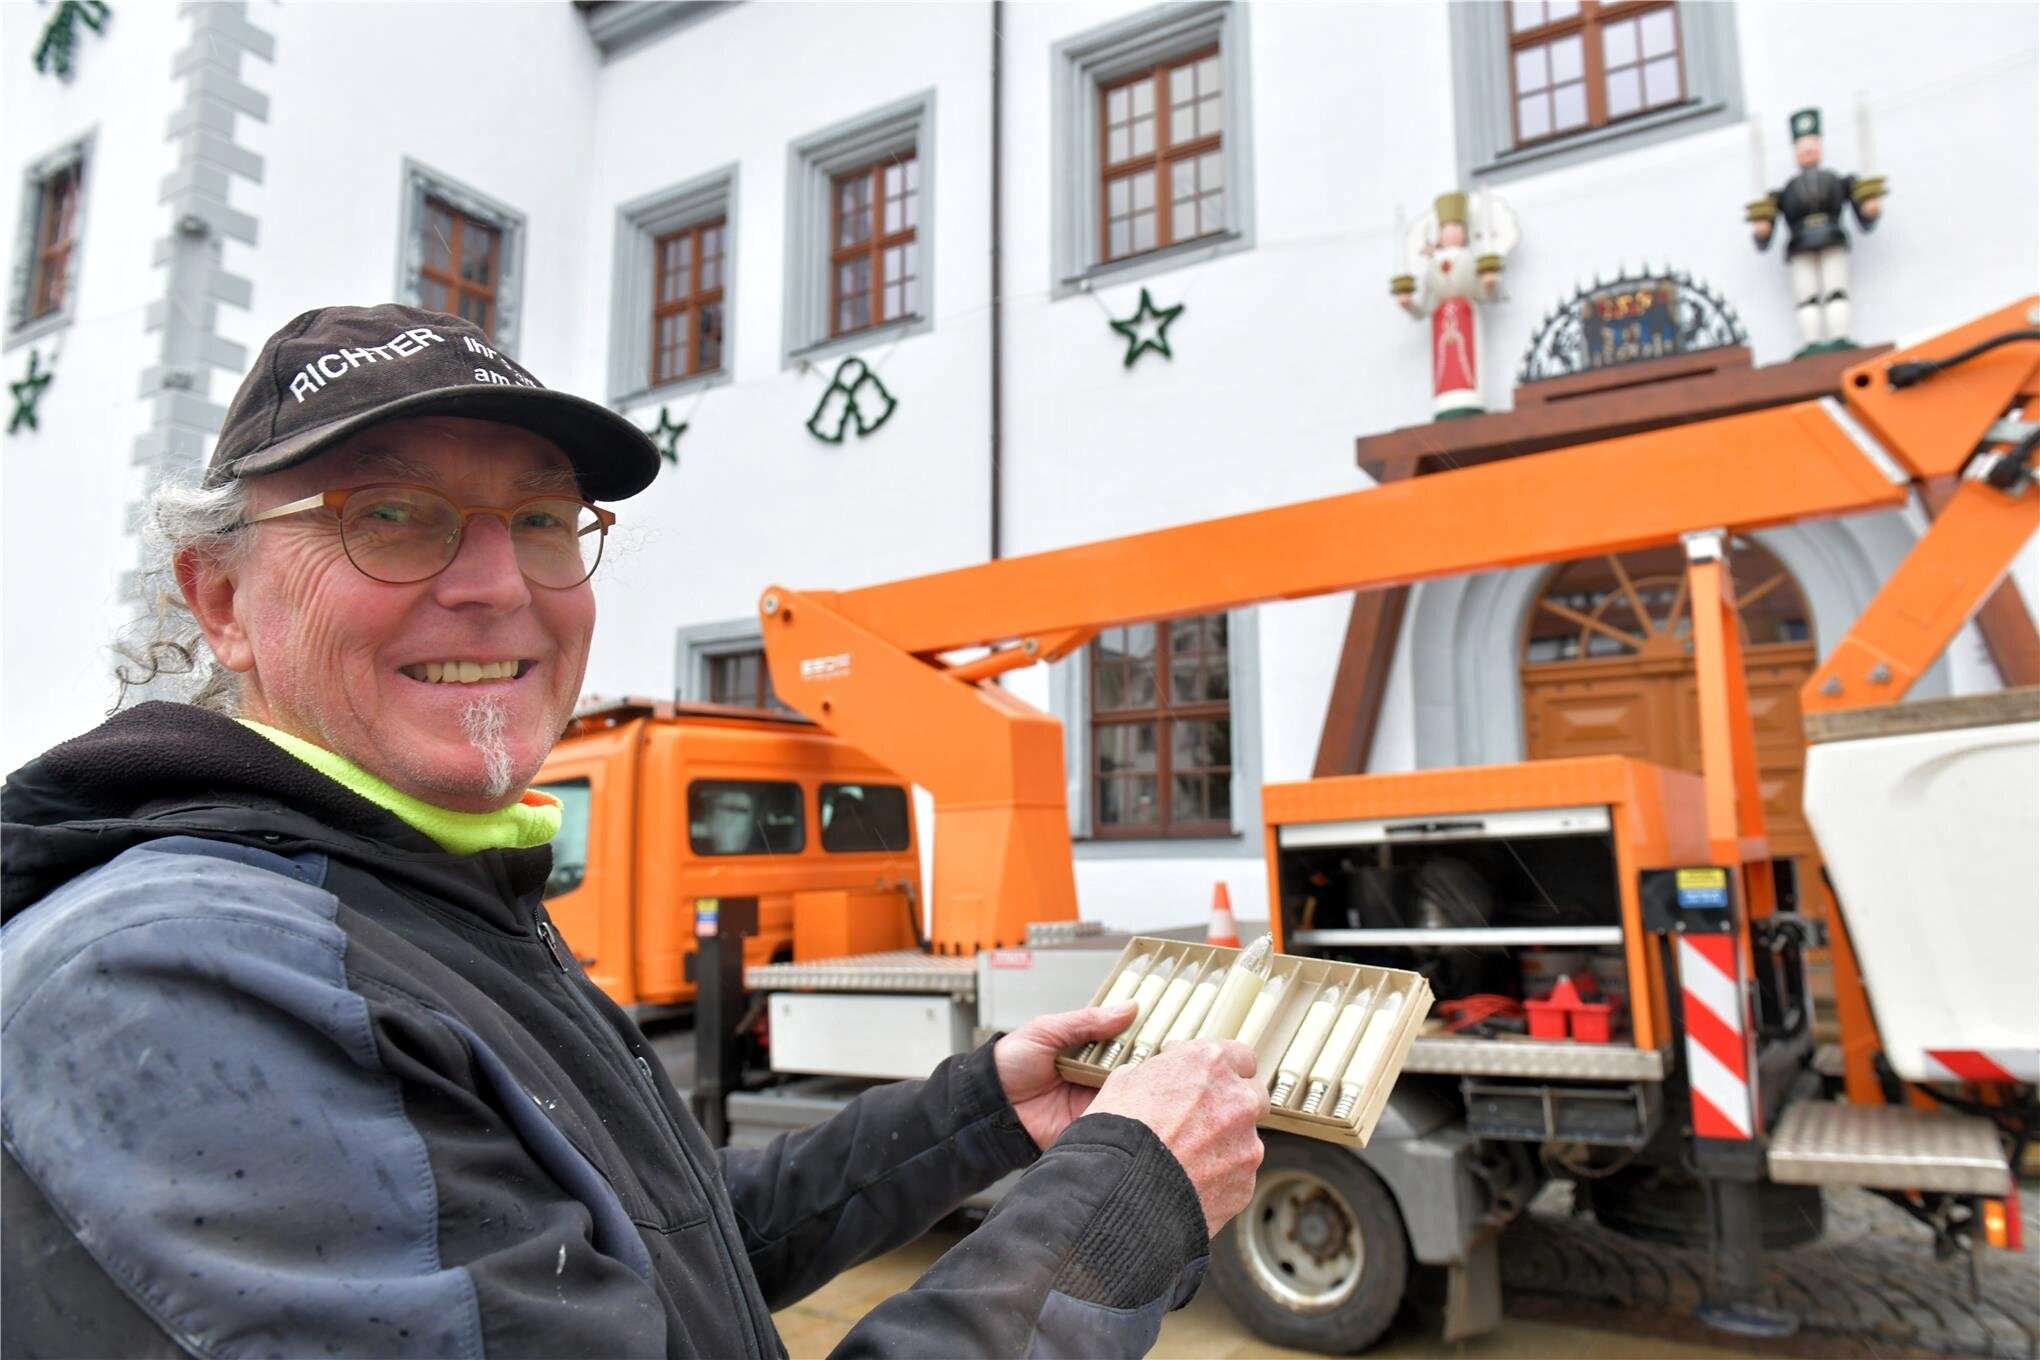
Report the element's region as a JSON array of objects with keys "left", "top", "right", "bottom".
[{"left": 760, "top": 299, "right": 2039, "bottom": 956}]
